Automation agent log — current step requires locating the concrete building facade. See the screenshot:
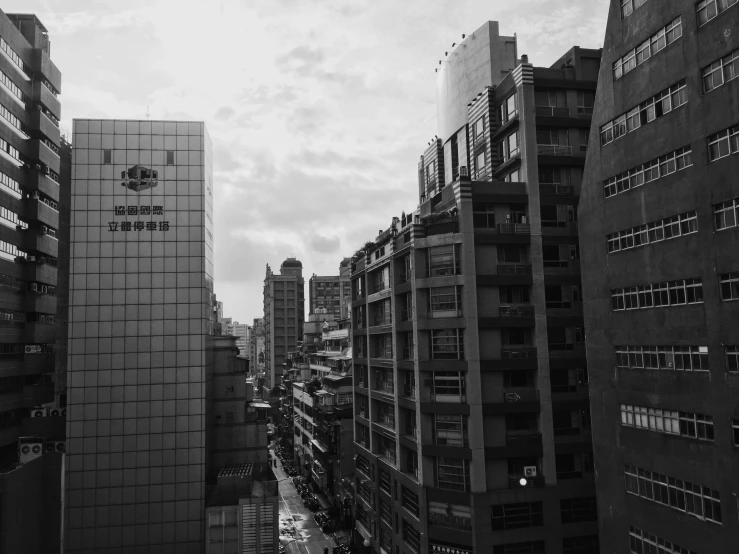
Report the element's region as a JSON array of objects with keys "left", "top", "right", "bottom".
[
  {"left": 308, "top": 258, "right": 351, "bottom": 319},
  {"left": 66, "top": 118, "right": 216, "bottom": 552},
  {"left": 352, "top": 23, "right": 600, "bottom": 554},
  {"left": 579, "top": 1, "right": 739, "bottom": 551}
]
